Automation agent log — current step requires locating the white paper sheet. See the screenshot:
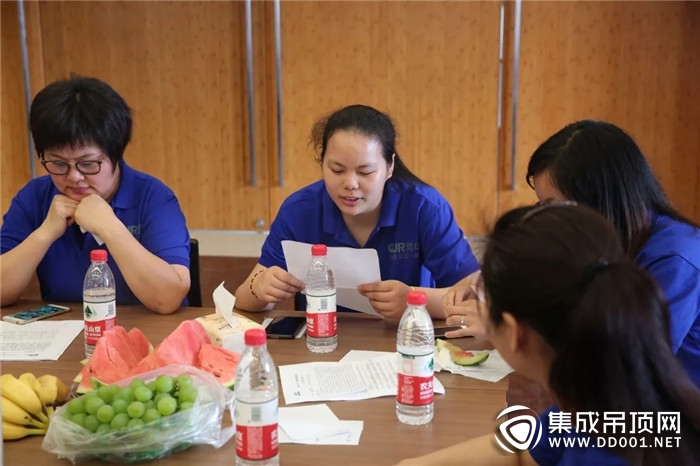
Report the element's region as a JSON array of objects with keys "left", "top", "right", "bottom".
[
  {"left": 279, "top": 351, "right": 445, "bottom": 405},
  {"left": 0, "top": 320, "right": 84, "bottom": 361},
  {"left": 281, "top": 240, "right": 383, "bottom": 317},
  {"left": 434, "top": 348, "right": 514, "bottom": 382},
  {"left": 212, "top": 281, "right": 237, "bottom": 325},
  {"left": 278, "top": 403, "right": 363, "bottom": 445}
]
